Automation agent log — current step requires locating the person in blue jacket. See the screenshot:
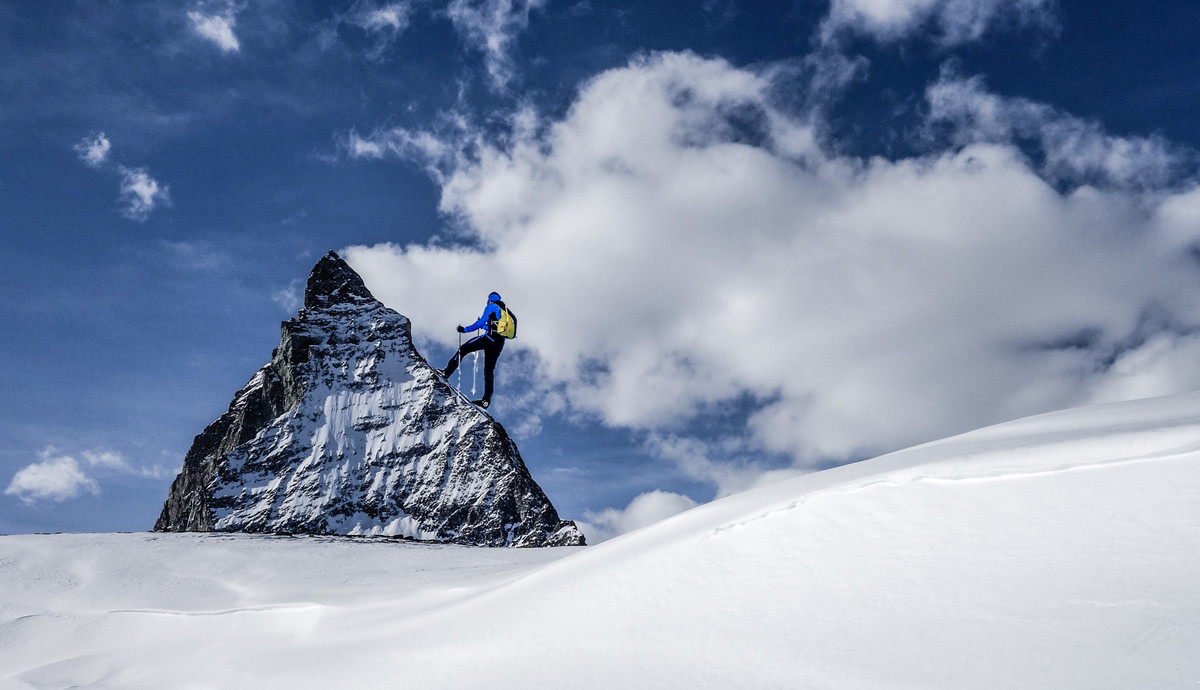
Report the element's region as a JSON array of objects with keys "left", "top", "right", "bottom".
[{"left": 441, "top": 292, "right": 506, "bottom": 409}]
